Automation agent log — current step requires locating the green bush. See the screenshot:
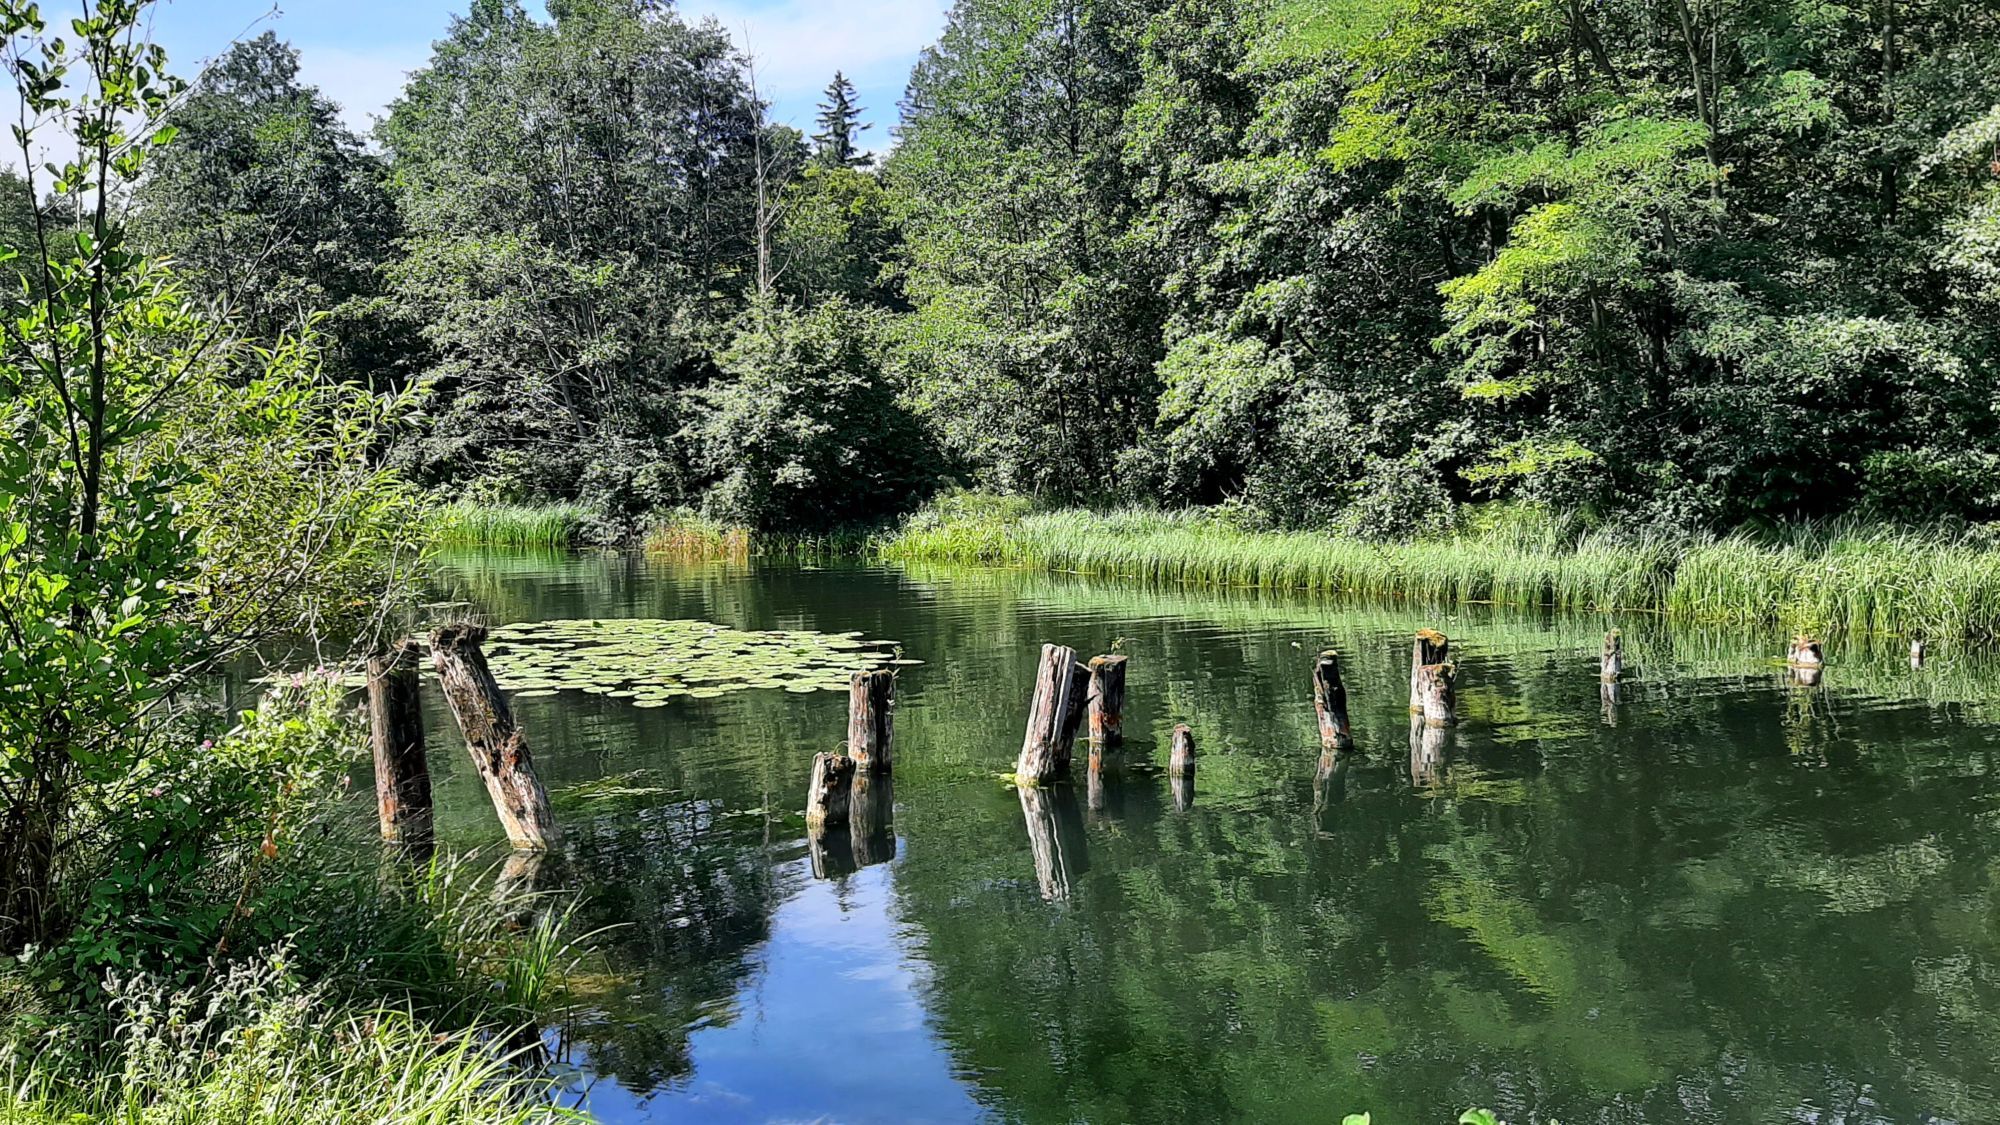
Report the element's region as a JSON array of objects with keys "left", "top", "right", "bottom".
[{"left": 697, "top": 300, "right": 939, "bottom": 532}]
